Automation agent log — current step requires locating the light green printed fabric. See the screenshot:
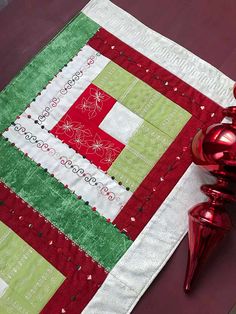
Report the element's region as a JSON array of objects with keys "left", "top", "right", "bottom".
[
  {"left": 108, "top": 121, "right": 172, "bottom": 191},
  {"left": 93, "top": 62, "right": 190, "bottom": 139},
  {"left": 0, "top": 222, "right": 64, "bottom": 314},
  {"left": 0, "top": 138, "right": 132, "bottom": 271},
  {"left": 0, "top": 13, "right": 99, "bottom": 133}
]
